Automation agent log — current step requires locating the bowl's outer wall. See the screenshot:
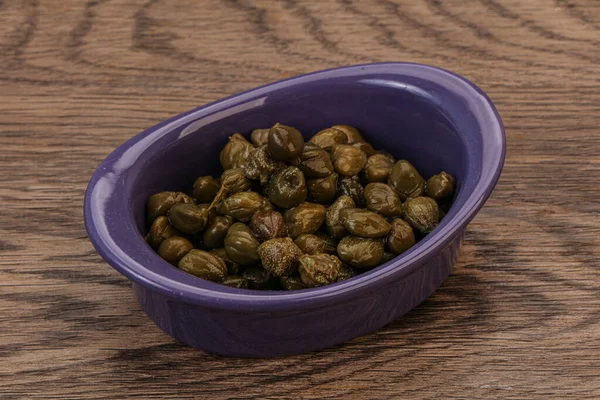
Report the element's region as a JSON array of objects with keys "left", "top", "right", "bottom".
[{"left": 134, "top": 232, "right": 463, "bottom": 357}]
